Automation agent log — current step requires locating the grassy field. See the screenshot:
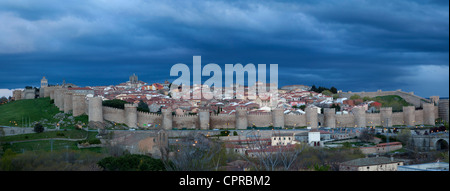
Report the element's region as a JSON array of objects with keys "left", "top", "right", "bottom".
[
  {"left": 0, "top": 130, "right": 97, "bottom": 142},
  {"left": 370, "top": 95, "right": 413, "bottom": 112},
  {"left": 0, "top": 97, "right": 61, "bottom": 126},
  {"left": 1, "top": 130, "right": 104, "bottom": 153},
  {"left": 0, "top": 97, "right": 89, "bottom": 129}
]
